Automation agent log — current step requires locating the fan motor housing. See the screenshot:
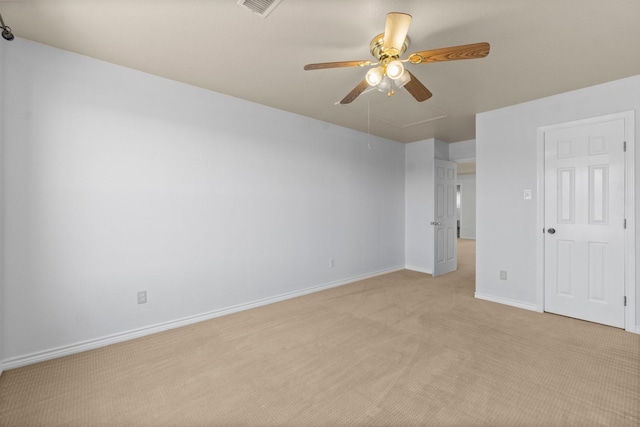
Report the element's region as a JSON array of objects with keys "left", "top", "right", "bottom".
[{"left": 369, "top": 33, "right": 409, "bottom": 60}]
